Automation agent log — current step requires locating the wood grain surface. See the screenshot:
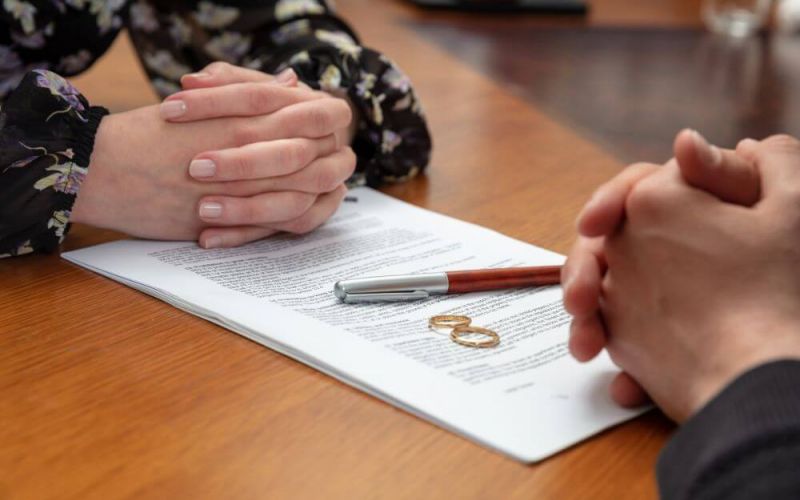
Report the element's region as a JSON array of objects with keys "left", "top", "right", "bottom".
[{"left": 1, "top": 1, "right": 729, "bottom": 498}]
